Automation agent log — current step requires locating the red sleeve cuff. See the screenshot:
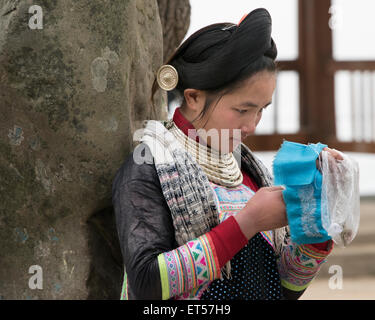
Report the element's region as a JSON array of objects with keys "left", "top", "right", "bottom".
[
  {"left": 306, "top": 239, "right": 334, "bottom": 254},
  {"left": 207, "top": 216, "right": 248, "bottom": 268}
]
